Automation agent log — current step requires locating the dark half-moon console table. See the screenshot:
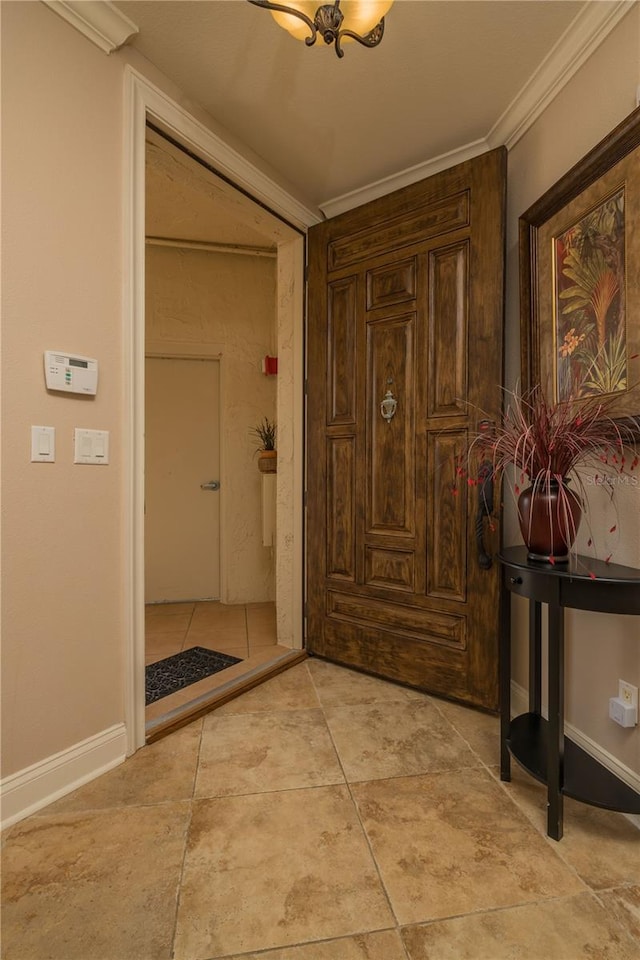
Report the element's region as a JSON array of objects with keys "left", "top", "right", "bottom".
[{"left": 499, "top": 545, "right": 640, "bottom": 841}]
